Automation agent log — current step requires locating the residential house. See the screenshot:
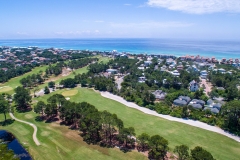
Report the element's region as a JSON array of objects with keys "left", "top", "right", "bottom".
[
  {"left": 173, "top": 99, "right": 188, "bottom": 106},
  {"left": 171, "top": 70, "right": 180, "bottom": 77},
  {"left": 200, "top": 70, "right": 208, "bottom": 79},
  {"left": 218, "top": 68, "right": 226, "bottom": 74},
  {"left": 189, "top": 80, "right": 199, "bottom": 92},
  {"left": 177, "top": 65, "right": 184, "bottom": 71},
  {"left": 144, "top": 61, "right": 152, "bottom": 66},
  {"left": 173, "top": 96, "right": 191, "bottom": 106},
  {"left": 138, "top": 77, "right": 146, "bottom": 83},
  {"left": 204, "top": 107, "right": 220, "bottom": 114},
  {"left": 106, "top": 69, "right": 118, "bottom": 74},
  {"left": 152, "top": 90, "right": 167, "bottom": 100},
  {"left": 189, "top": 99, "right": 205, "bottom": 109}
]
